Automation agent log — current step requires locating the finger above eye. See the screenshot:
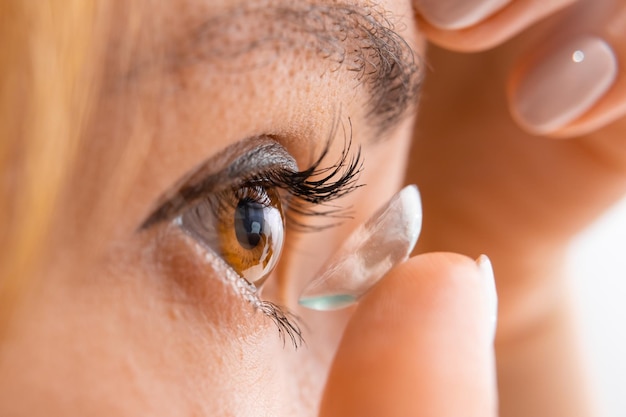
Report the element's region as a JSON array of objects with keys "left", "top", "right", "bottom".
[
  {"left": 413, "top": 0, "right": 576, "bottom": 52},
  {"left": 507, "top": 0, "right": 626, "bottom": 138}
]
